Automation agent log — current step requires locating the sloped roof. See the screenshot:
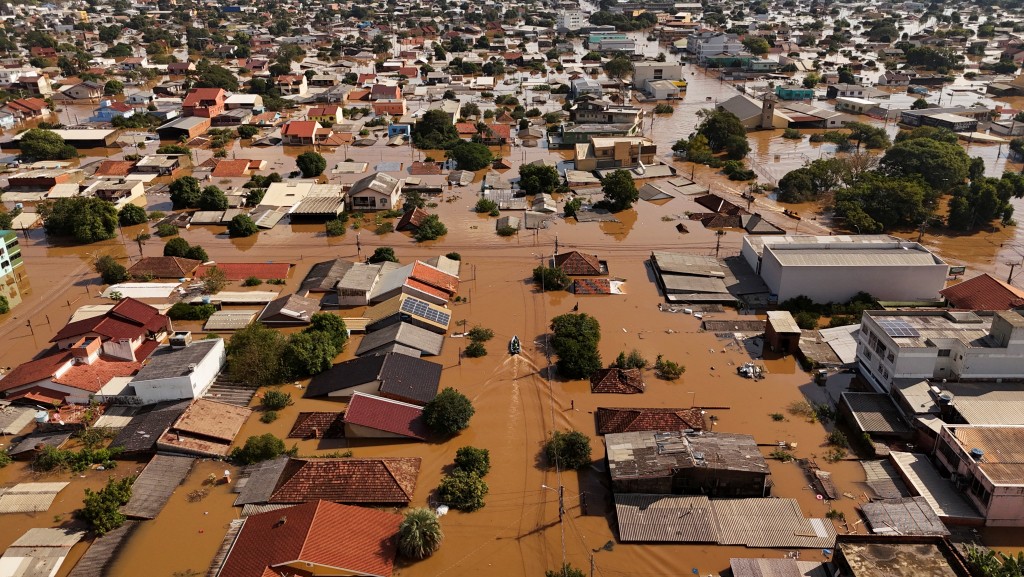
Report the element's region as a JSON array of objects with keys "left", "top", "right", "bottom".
[
  {"left": 411, "top": 261, "right": 458, "bottom": 293},
  {"left": 356, "top": 322, "right": 445, "bottom": 356},
  {"left": 182, "top": 87, "right": 224, "bottom": 106},
  {"left": 268, "top": 458, "right": 421, "bottom": 504},
  {"left": 218, "top": 500, "right": 402, "bottom": 577},
  {"left": 554, "top": 251, "right": 604, "bottom": 276},
  {"left": 110, "top": 400, "right": 191, "bottom": 453},
  {"left": 350, "top": 172, "right": 400, "bottom": 197},
  {"left": 258, "top": 293, "right": 321, "bottom": 324},
  {"left": 94, "top": 160, "right": 135, "bottom": 176},
  {"left": 194, "top": 263, "right": 291, "bottom": 281},
  {"left": 51, "top": 356, "right": 141, "bottom": 392},
  {"left": 171, "top": 398, "right": 251, "bottom": 442},
  {"left": 596, "top": 407, "right": 705, "bottom": 435},
  {"left": 304, "top": 353, "right": 440, "bottom": 404},
  {"left": 301, "top": 258, "right": 355, "bottom": 292},
  {"left": 395, "top": 207, "right": 430, "bottom": 231},
  {"left": 940, "top": 273, "right": 1024, "bottom": 311},
  {"left": 127, "top": 256, "right": 203, "bottom": 279},
  {"left": 0, "top": 352, "right": 71, "bottom": 392},
  {"left": 590, "top": 368, "right": 645, "bottom": 394},
  {"left": 287, "top": 412, "right": 346, "bottom": 439},
  {"left": 344, "top": 392, "right": 428, "bottom": 440}
]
